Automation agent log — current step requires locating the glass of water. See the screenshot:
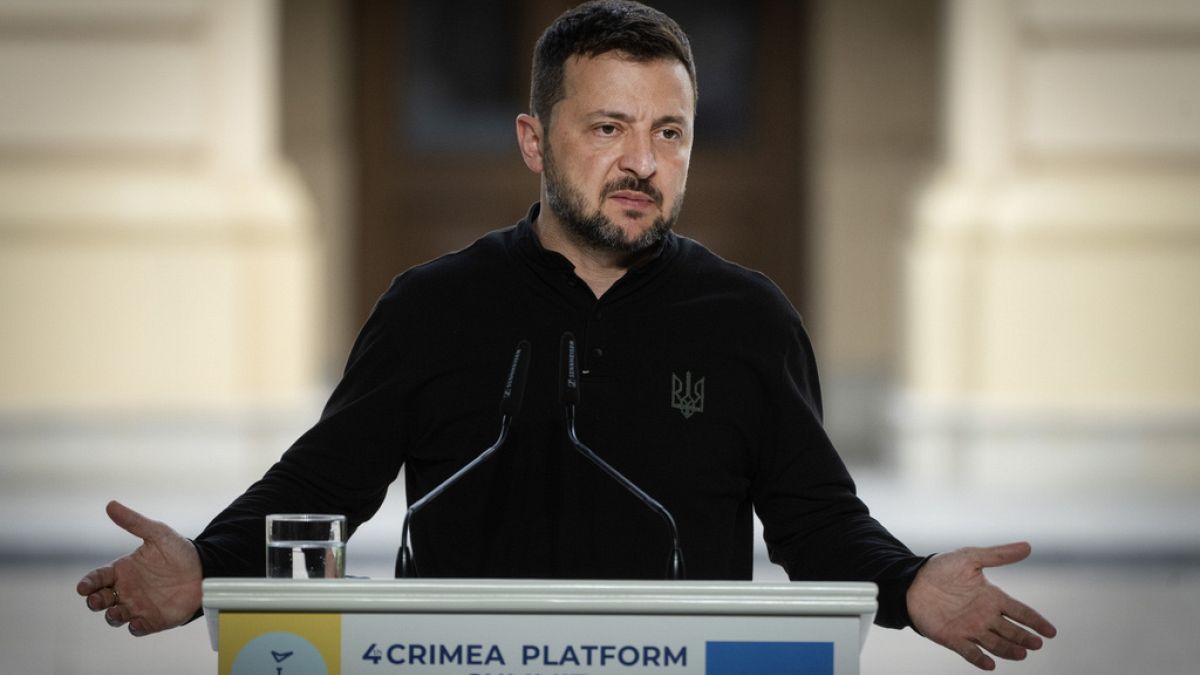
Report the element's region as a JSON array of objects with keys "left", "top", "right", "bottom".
[{"left": 265, "top": 514, "right": 346, "bottom": 579}]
